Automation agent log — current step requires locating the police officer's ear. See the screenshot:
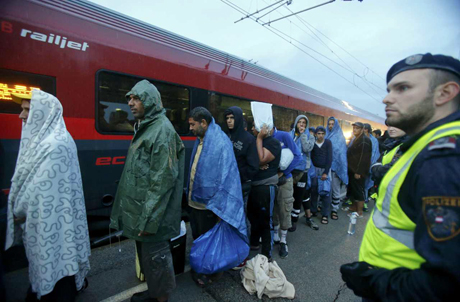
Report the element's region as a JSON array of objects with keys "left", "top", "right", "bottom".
[{"left": 434, "top": 80, "right": 460, "bottom": 107}]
